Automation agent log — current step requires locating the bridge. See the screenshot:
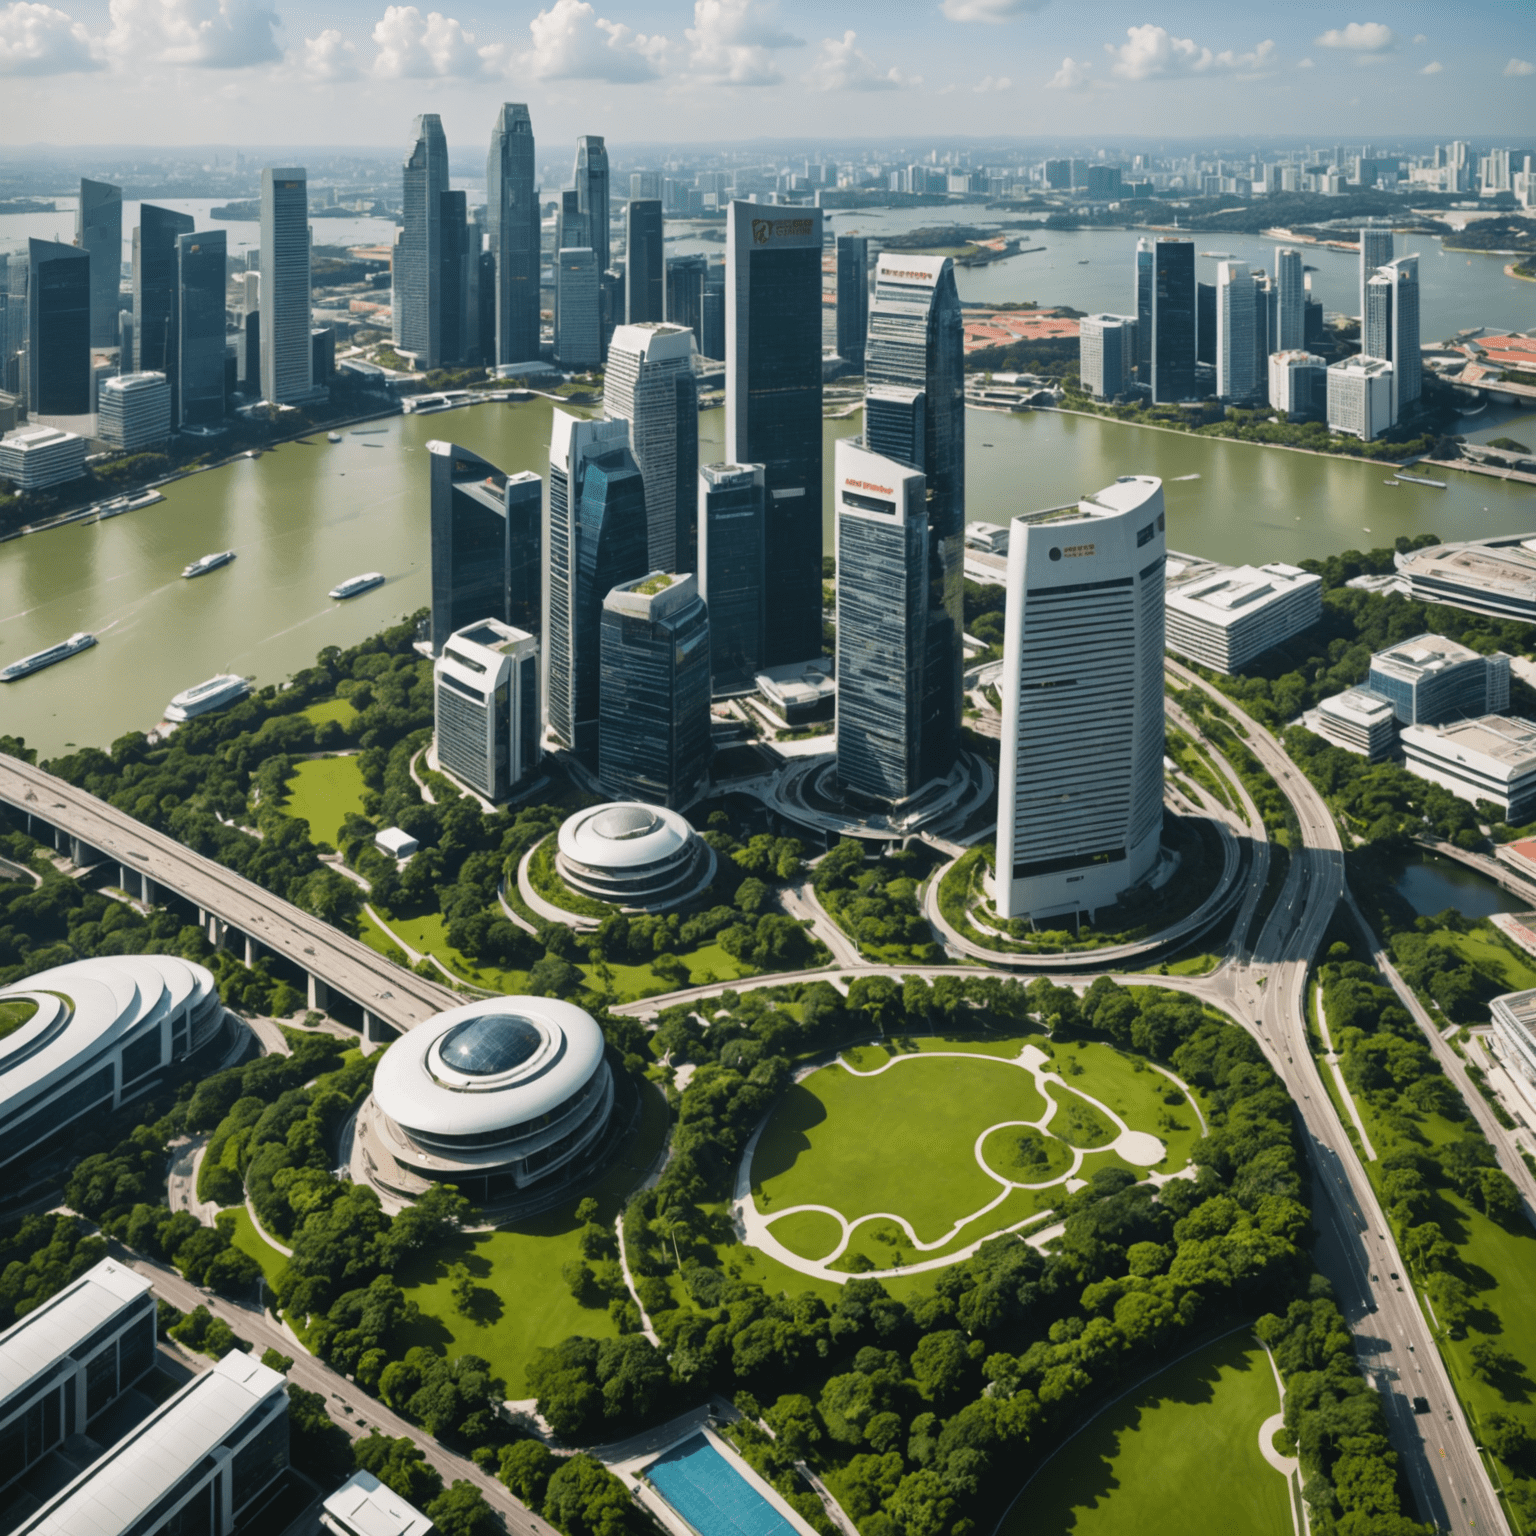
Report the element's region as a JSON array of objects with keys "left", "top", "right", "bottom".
[{"left": 0, "top": 754, "right": 458, "bottom": 1038}]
